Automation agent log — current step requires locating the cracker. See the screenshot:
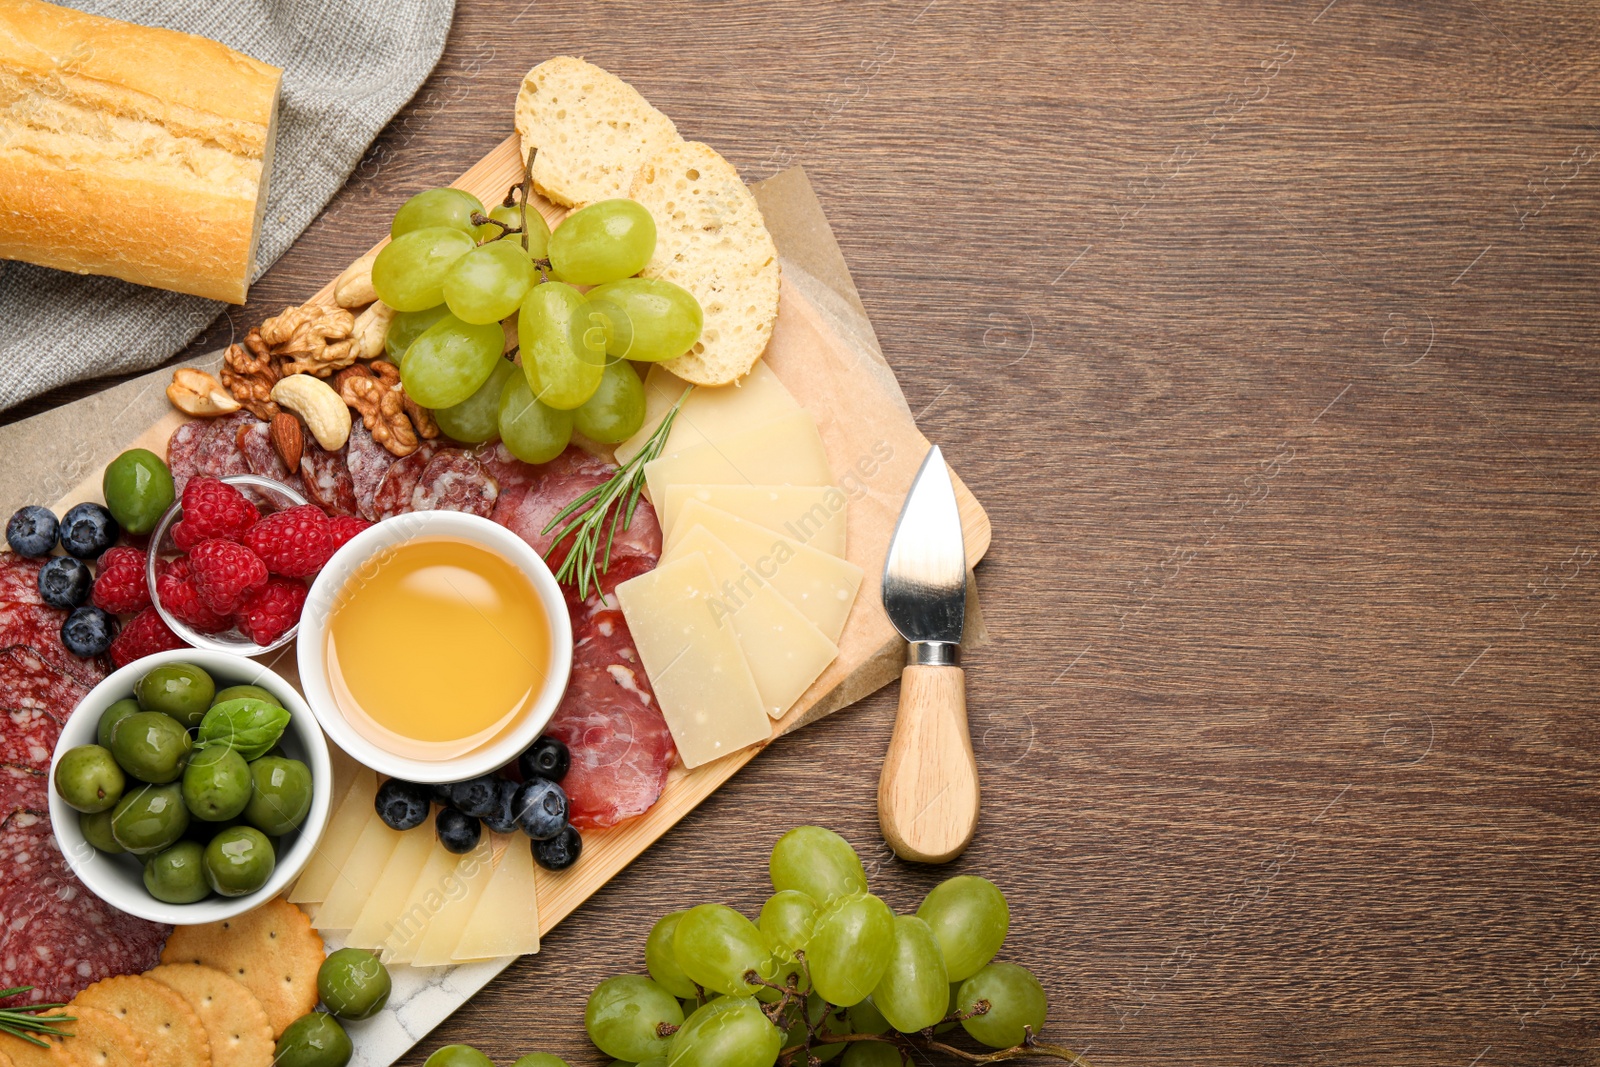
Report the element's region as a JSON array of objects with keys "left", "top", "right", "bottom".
[
  {"left": 160, "top": 897, "right": 323, "bottom": 1038},
  {"left": 0, "top": 1033, "right": 72, "bottom": 1067},
  {"left": 58, "top": 1005, "right": 150, "bottom": 1067},
  {"left": 144, "top": 964, "right": 273, "bottom": 1067},
  {"left": 69, "top": 977, "right": 209, "bottom": 1067}
]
